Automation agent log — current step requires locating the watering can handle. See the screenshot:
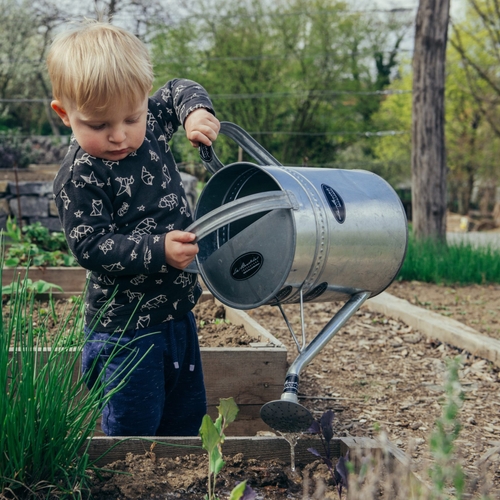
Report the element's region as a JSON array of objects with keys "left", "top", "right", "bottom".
[
  {"left": 185, "top": 190, "right": 296, "bottom": 243},
  {"left": 199, "top": 121, "right": 282, "bottom": 173}
]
